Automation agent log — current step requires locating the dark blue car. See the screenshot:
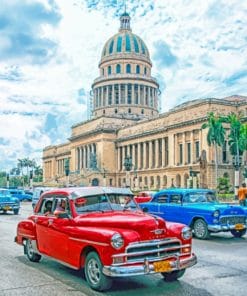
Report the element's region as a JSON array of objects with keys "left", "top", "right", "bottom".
[
  {"left": 140, "top": 188, "right": 247, "bottom": 239},
  {"left": 0, "top": 188, "right": 20, "bottom": 214}
]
